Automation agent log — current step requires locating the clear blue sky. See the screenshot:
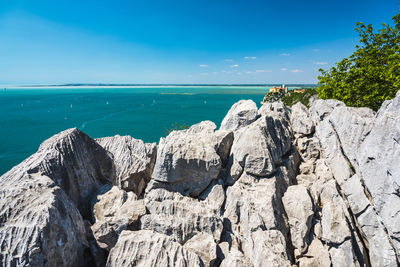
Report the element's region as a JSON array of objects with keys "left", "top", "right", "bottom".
[{"left": 0, "top": 0, "right": 398, "bottom": 84}]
